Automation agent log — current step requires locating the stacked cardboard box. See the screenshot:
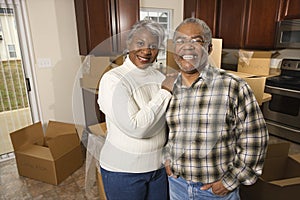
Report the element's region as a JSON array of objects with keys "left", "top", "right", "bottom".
[
  {"left": 227, "top": 50, "right": 279, "bottom": 105},
  {"left": 80, "top": 56, "right": 123, "bottom": 90},
  {"left": 10, "top": 121, "right": 84, "bottom": 185},
  {"left": 240, "top": 143, "right": 300, "bottom": 200}
]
